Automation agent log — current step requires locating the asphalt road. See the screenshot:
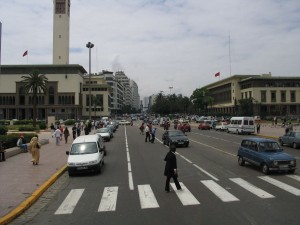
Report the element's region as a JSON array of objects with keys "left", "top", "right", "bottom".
[{"left": 10, "top": 124, "right": 300, "bottom": 225}]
